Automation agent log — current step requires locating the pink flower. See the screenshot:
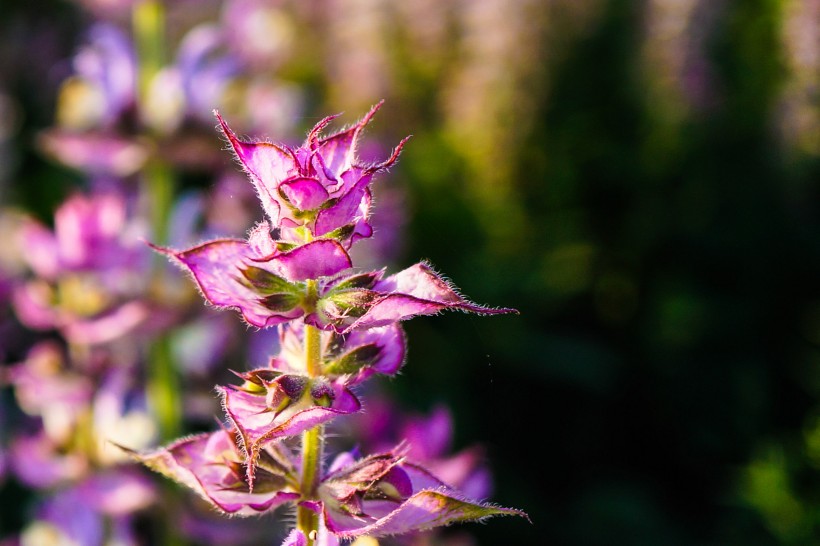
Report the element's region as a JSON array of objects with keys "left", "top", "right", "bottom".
[
  {"left": 217, "top": 101, "right": 409, "bottom": 247},
  {"left": 12, "top": 191, "right": 153, "bottom": 344}
]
